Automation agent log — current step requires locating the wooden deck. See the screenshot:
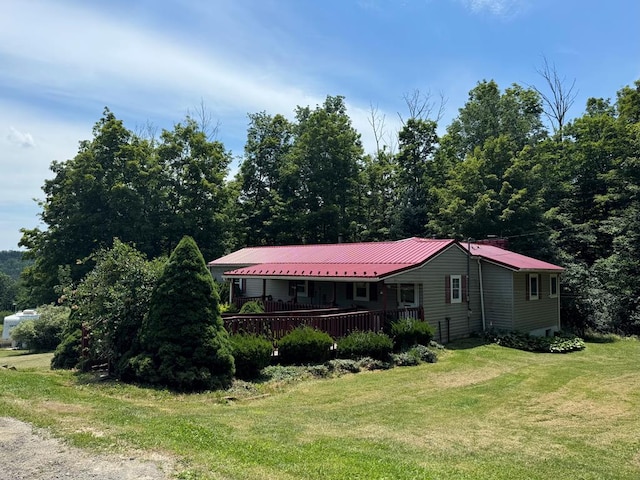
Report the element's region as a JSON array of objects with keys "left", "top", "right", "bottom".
[{"left": 223, "top": 306, "right": 424, "bottom": 342}]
